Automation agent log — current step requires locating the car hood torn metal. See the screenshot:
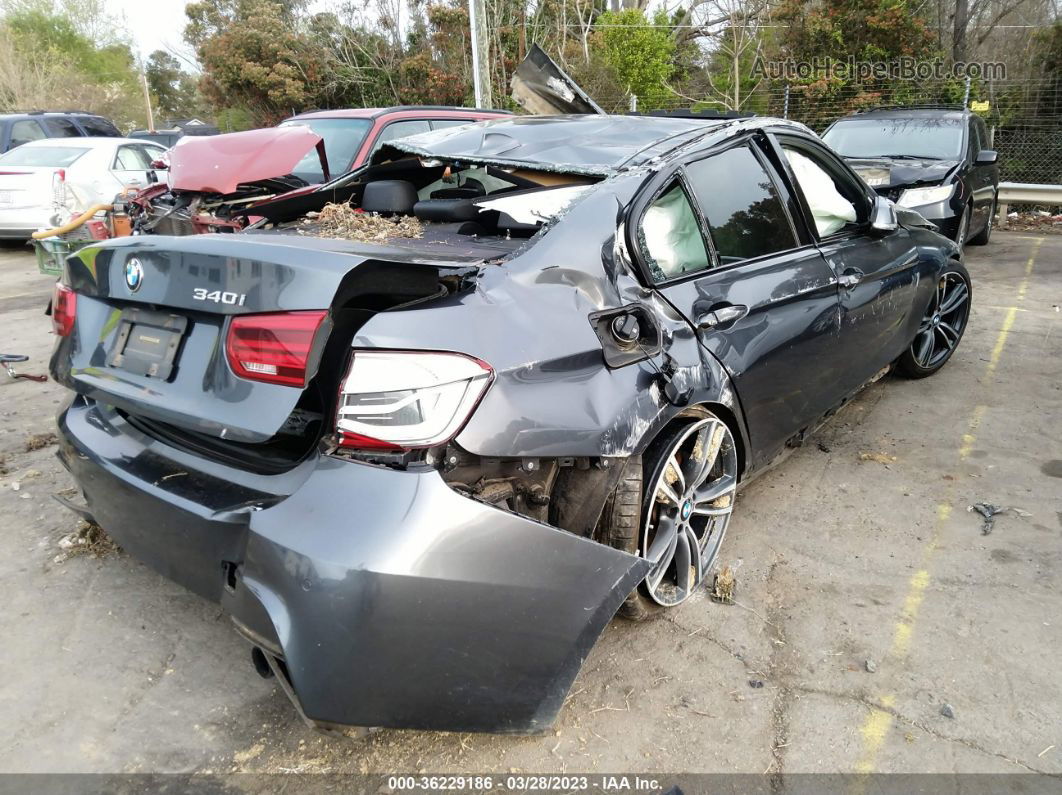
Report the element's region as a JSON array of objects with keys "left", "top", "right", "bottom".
[{"left": 168, "top": 126, "right": 329, "bottom": 194}]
